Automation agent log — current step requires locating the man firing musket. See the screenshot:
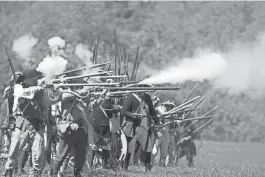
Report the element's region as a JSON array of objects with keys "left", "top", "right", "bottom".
[
  {"left": 89, "top": 79, "right": 122, "bottom": 170},
  {"left": 121, "top": 83, "right": 159, "bottom": 172},
  {"left": 152, "top": 98, "right": 177, "bottom": 167},
  {"left": 51, "top": 78, "right": 91, "bottom": 177},
  {"left": 2, "top": 69, "right": 65, "bottom": 177}
]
